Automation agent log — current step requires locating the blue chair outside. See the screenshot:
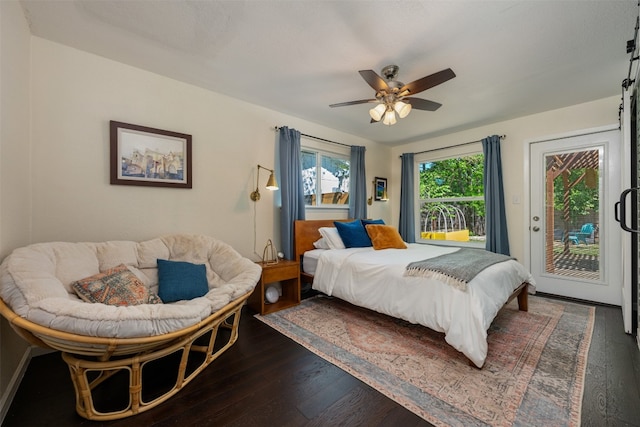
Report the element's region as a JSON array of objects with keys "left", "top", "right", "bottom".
[
  {"left": 555, "top": 228, "right": 578, "bottom": 245},
  {"left": 575, "top": 223, "right": 595, "bottom": 244}
]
